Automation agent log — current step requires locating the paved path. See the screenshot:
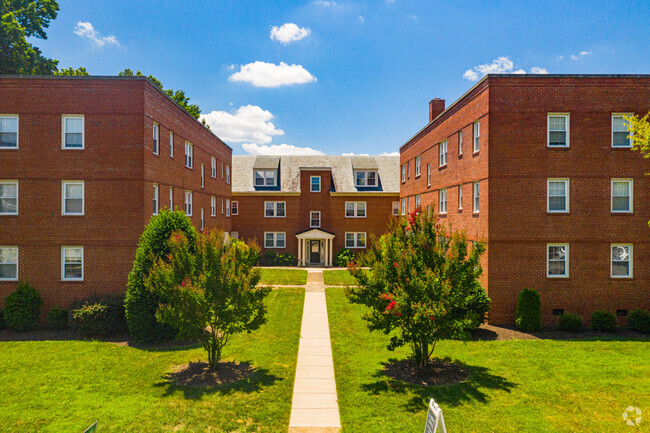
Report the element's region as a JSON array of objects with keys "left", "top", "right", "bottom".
[{"left": 288, "top": 269, "right": 341, "bottom": 433}]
